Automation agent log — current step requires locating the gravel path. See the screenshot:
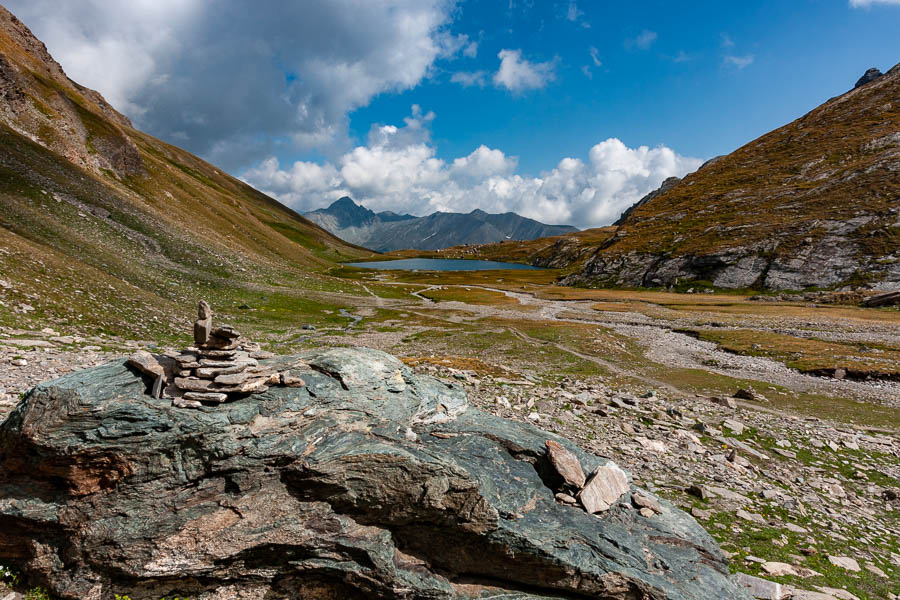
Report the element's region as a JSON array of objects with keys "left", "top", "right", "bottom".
[{"left": 375, "top": 284, "right": 900, "bottom": 409}]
